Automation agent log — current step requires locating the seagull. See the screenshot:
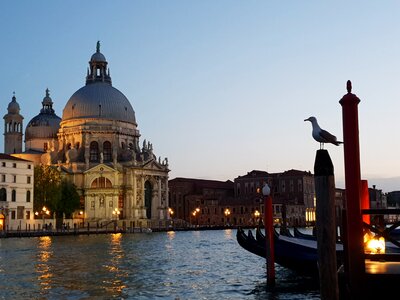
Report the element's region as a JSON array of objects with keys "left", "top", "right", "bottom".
[{"left": 304, "top": 116, "right": 343, "bottom": 149}]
